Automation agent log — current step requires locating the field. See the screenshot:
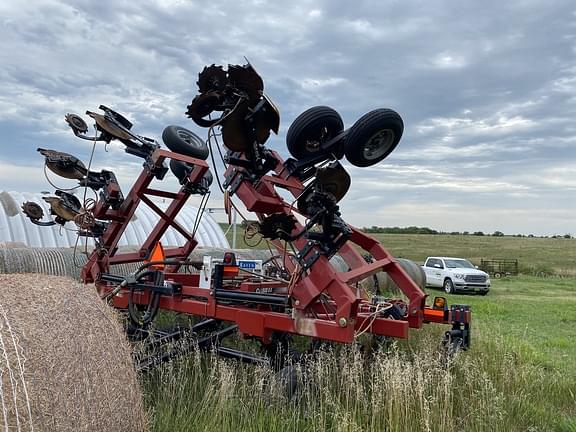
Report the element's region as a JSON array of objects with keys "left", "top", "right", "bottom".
[
  {"left": 144, "top": 232, "right": 576, "bottom": 431},
  {"left": 224, "top": 226, "right": 576, "bottom": 276},
  {"left": 369, "top": 233, "right": 576, "bottom": 276}
]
